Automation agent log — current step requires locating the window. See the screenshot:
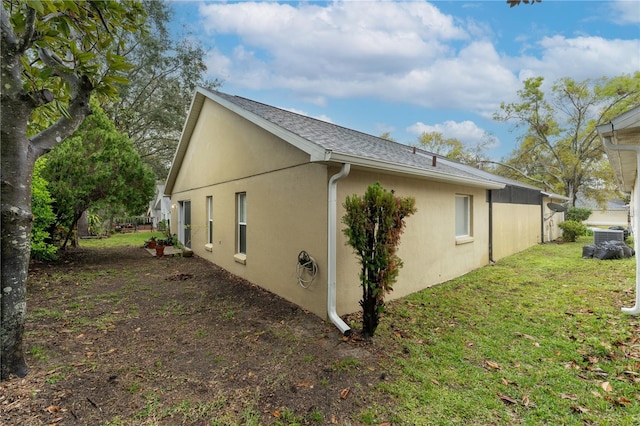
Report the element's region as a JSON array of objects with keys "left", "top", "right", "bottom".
[
  {"left": 455, "top": 194, "right": 471, "bottom": 238},
  {"left": 206, "top": 196, "right": 213, "bottom": 245},
  {"left": 237, "top": 192, "right": 247, "bottom": 255}
]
